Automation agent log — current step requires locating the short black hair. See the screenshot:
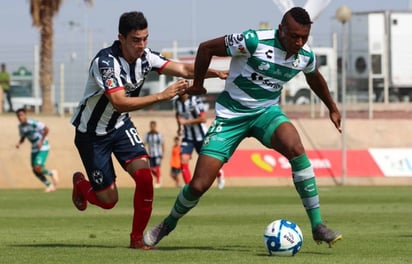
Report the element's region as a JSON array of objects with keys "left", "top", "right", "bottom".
[
  {"left": 15, "top": 108, "right": 26, "bottom": 114},
  {"left": 118, "top": 11, "right": 148, "bottom": 37},
  {"left": 281, "top": 7, "right": 312, "bottom": 26}
]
